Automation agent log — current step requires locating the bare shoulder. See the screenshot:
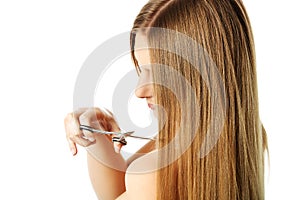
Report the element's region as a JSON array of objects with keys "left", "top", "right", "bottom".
[
  {"left": 116, "top": 146, "right": 158, "bottom": 200},
  {"left": 126, "top": 140, "right": 156, "bottom": 166}
]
